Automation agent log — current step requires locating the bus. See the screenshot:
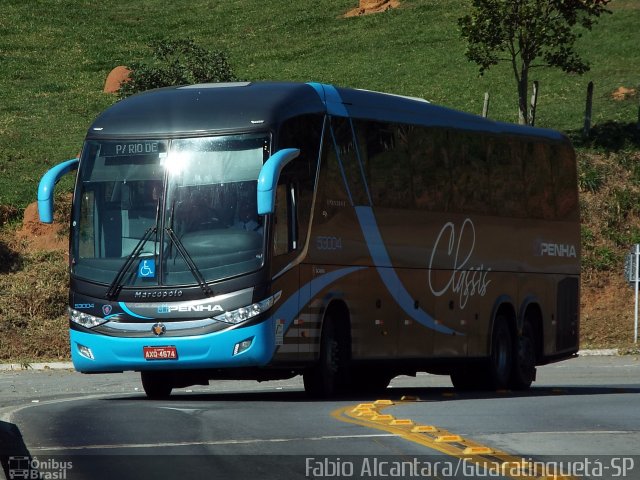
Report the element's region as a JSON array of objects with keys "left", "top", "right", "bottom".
[{"left": 38, "top": 82, "right": 580, "bottom": 398}]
